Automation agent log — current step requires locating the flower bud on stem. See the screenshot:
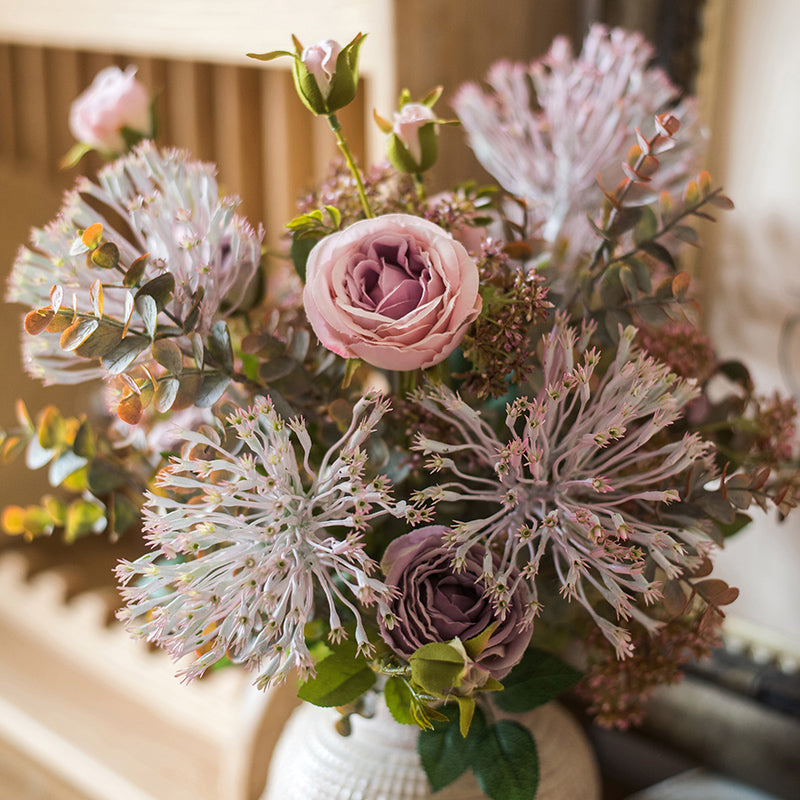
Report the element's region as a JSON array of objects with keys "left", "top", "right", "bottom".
[{"left": 327, "top": 113, "right": 373, "bottom": 219}]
